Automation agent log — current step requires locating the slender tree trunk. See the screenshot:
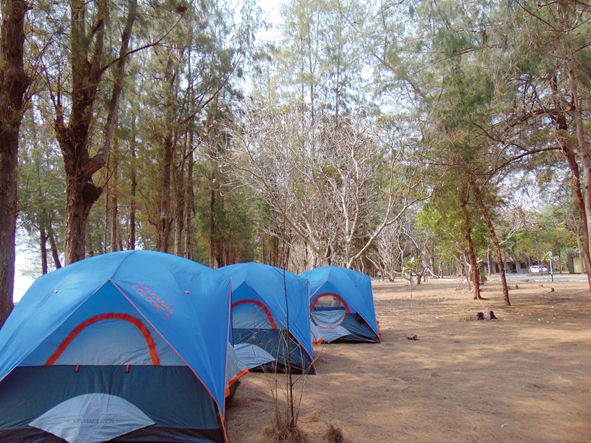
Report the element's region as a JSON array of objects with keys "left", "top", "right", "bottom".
[
  {"left": 551, "top": 65, "right": 591, "bottom": 287},
  {"left": 47, "top": 221, "right": 61, "bottom": 269},
  {"left": 103, "top": 155, "right": 110, "bottom": 253},
  {"left": 470, "top": 179, "right": 510, "bottom": 305},
  {"left": 487, "top": 249, "right": 493, "bottom": 276},
  {"left": 184, "top": 155, "right": 194, "bottom": 260},
  {"left": 128, "top": 132, "right": 137, "bottom": 250},
  {"left": 110, "top": 138, "right": 119, "bottom": 252},
  {"left": 459, "top": 185, "right": 482, "bottom": 300},
  {"left": 0, "top": 0, "right": 30, "bottom": 325},
  {"left": 560, "top": 2, "right": 591, "bottom": 280},
  {"left": 110, "top": 173, "right": 118, "bottom": 252},
  {"left": 157, "top": 137, "right": 174, "bottom": 253},
  {"left": 31, "top": 104, "right": 49, "bottom": 273},
  {"left": 558, "top": 135, "right": 591, "bottom": 281},
  {"left": 208, "top": 183, "right": 216, "bottom": 268},
  {"left": 429, "top": 251, "right": 436, "bottom": 276},
  {"left": 39, "top": 225, "right": 48, "bottom": 275},
  {"left": 173, "top": 159, "right": 185, "bottom": 256}
]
